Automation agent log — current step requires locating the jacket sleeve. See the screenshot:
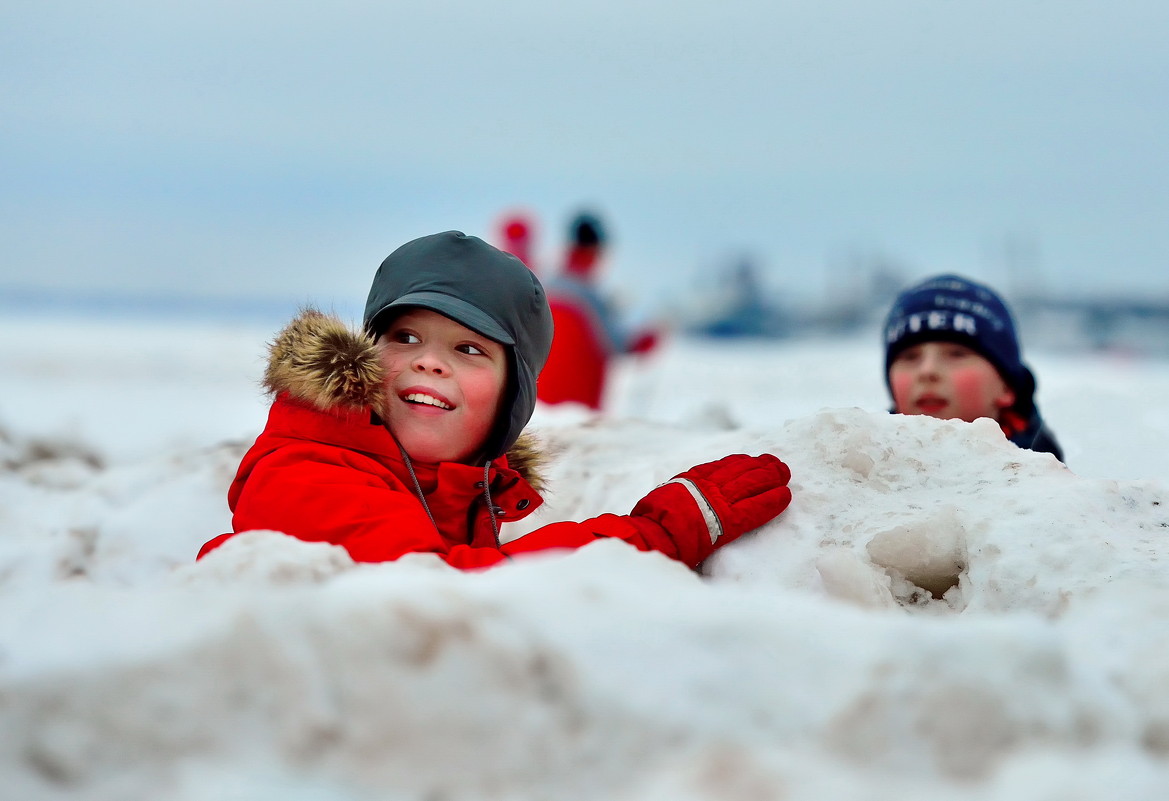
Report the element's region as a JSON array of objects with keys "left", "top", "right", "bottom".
[
  {"left": 203, "top": 444, "right": 509, "bottom": 570},
  {"left": 203, "top": 444, "right": 717, "bottom": 571},
  {"left": 501, "top": 481, "right": 715, "bottom": 569}
]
